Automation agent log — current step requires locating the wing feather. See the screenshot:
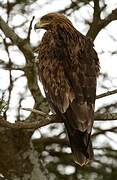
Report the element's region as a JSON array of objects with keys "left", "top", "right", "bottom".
[{"left": 37, "top": 27, "right": 100, "bottom": 165}]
